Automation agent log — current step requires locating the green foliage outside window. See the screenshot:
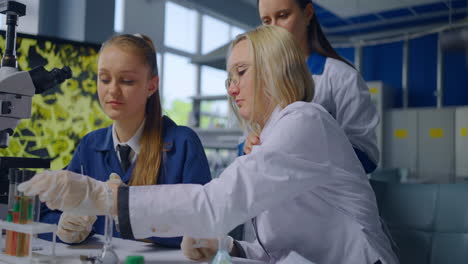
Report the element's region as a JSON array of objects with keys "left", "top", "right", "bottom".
[{"left": 164, "top": 99, "right": 192, "bottom": 126}]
